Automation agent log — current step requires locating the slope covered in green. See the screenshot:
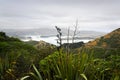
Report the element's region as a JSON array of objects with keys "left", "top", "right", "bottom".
[
  {"left": 0, "top": 32, "right": 41, "bottom": 80},
  {"left": 85, "top": 28, "right": 120, "bottom": 48},
  {"left": 79, "top": 28, "right": 120, "bottom": 58}
]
